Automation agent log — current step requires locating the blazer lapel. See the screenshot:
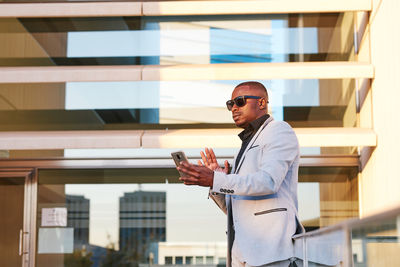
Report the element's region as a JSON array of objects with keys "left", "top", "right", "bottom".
[{"left": 234, "top": 116, "right": 274, "bottom": 174}]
